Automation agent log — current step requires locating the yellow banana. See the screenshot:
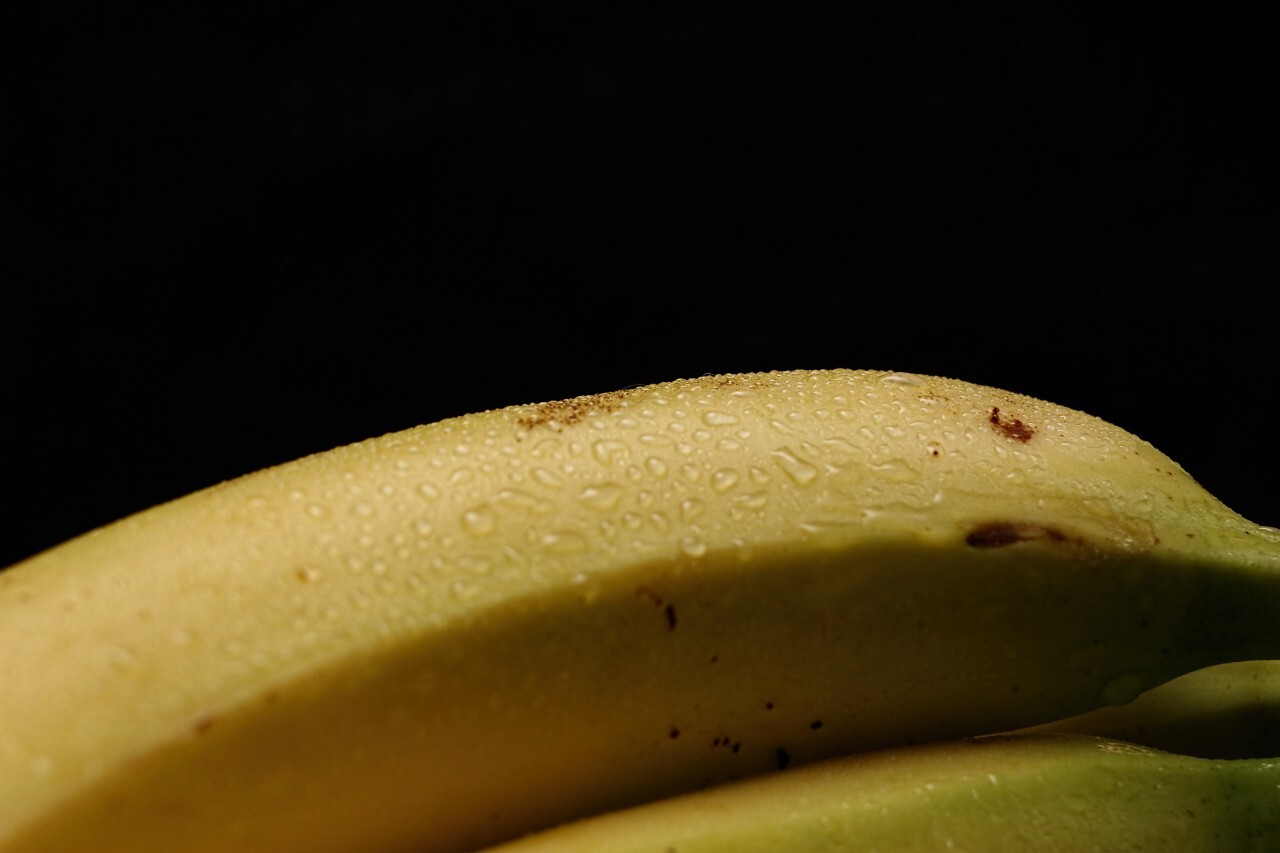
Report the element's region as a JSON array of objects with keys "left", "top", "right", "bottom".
[
  {"left": 1, "top": 369, "right": 1277, "bottom": 851},
  {"left": 1027, "top": 659, "right": 1280, "bottom": 759},
  {"left": 477, "top": 732, "right": 1280, "bottom": 852}
]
